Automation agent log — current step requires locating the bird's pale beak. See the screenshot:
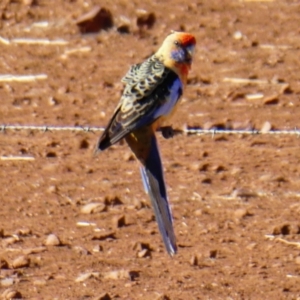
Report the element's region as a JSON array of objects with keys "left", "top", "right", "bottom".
[{"left": 185, "top": 45, "right": 194, "bottom": 63}]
